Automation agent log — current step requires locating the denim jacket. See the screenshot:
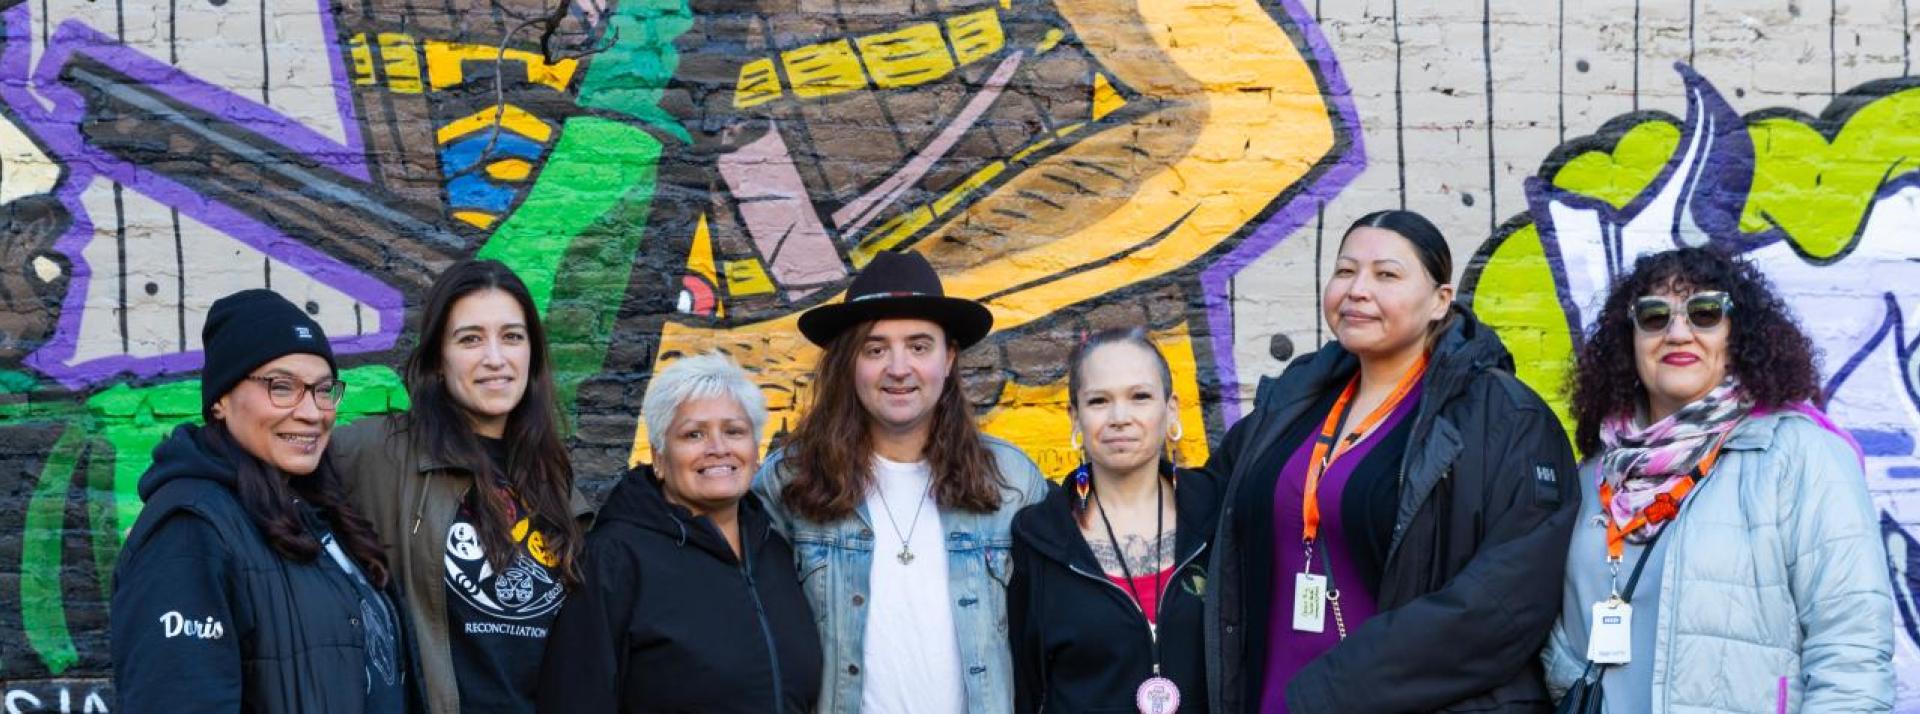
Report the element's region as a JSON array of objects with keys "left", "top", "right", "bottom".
[{"left": 752, "top": 436, "right": 1049, "bottom": 714}]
